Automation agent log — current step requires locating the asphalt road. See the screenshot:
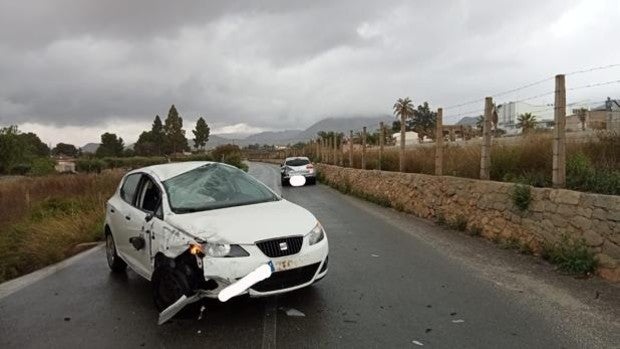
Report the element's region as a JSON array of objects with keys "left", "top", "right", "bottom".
[{"left": 0, "top": 162, "right": 618, "bottom": 348}]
